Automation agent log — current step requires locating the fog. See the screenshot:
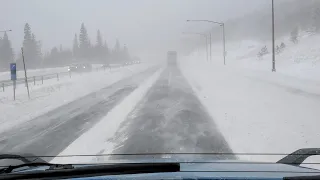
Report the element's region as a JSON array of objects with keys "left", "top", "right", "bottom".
[{"left": 1, "top": 0, "right": 270, "bottom": 60}]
